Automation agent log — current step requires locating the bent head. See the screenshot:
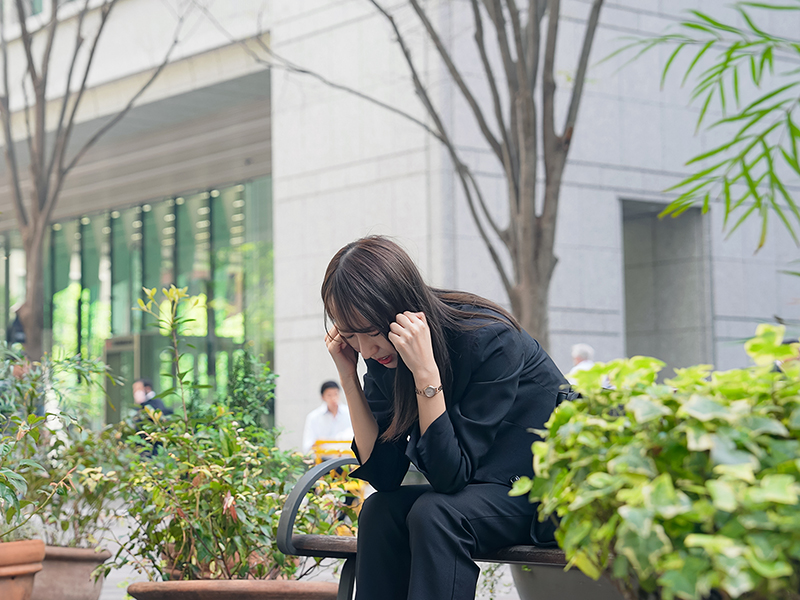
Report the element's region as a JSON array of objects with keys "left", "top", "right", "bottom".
[{"left": 321, "top": 236, "right": 431, "bottom": 368}]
